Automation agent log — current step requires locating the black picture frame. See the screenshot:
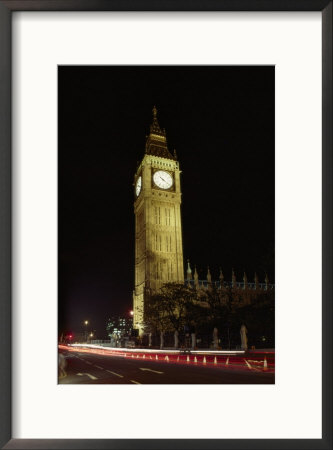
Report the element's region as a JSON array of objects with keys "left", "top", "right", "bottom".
[{"left": 0, "top": 1, "right": 331, "bottom": 449}]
